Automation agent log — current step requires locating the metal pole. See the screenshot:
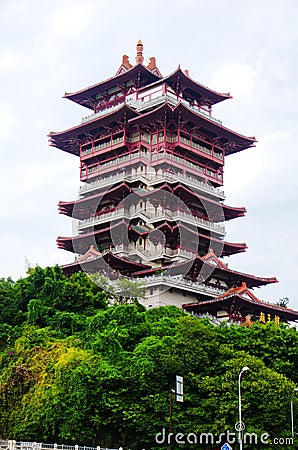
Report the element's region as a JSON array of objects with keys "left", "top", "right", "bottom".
[
  {"left": 291, "top": 388, "right": 298, "bottom": 438},
  {"left": 291, "top": 397, "right": 294, "bottom": 439},
  {"left": 238, "top": 371, "right": 242, "bottom": 449},
  {"left": 169, "top": 389, "right": 173, "bottom": 450},
  {"left": 238, "top": 367, "right": 249, "bottom": 450}
]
